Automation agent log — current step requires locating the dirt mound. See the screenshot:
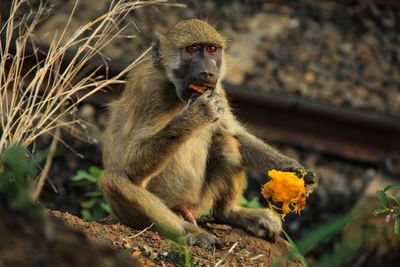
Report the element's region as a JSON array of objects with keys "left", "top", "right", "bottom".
[{"left": 50, "top": 210, "right": 300, "bottom": 266}]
